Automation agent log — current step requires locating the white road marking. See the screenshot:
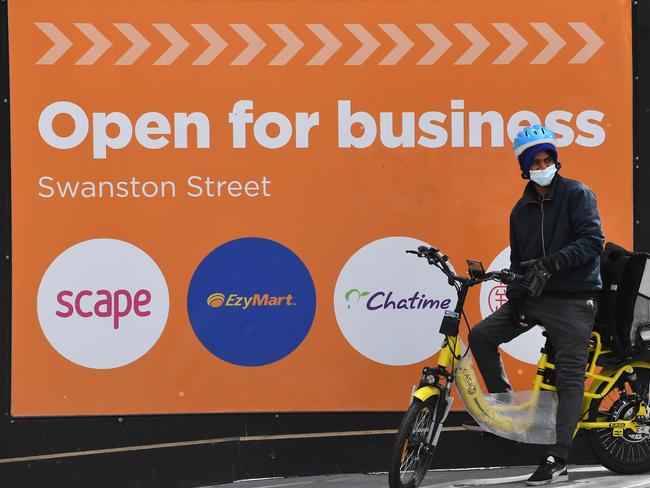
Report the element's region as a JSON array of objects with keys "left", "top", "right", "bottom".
[
  {"left": 571, "top": 466, "right": 609, "bottom": 473},
  {"left": 323, "top": 477, "right": 365, "bottom": 483},
  {"left": 235, "top": 478, "right": 284, "bottom": 483},
  {"left": 242, "top": 482, "right": 314, "bottom": 488}
]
